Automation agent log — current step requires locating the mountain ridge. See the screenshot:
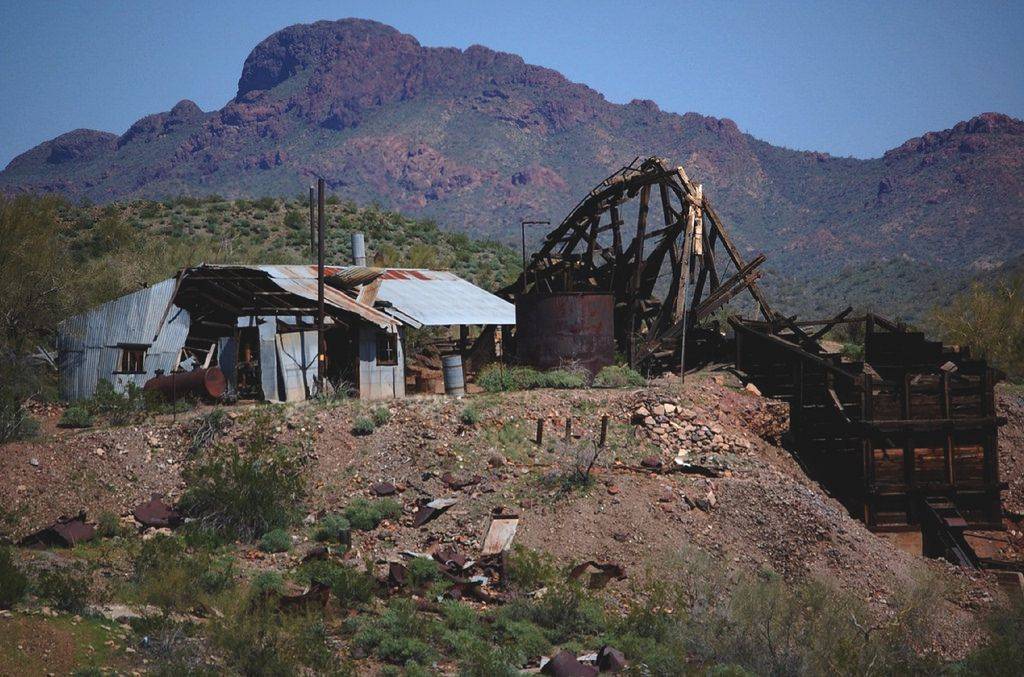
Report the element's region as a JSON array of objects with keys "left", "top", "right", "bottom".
[{"left": 2, "top": 18, "right": 1022, "bottom": 282}]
